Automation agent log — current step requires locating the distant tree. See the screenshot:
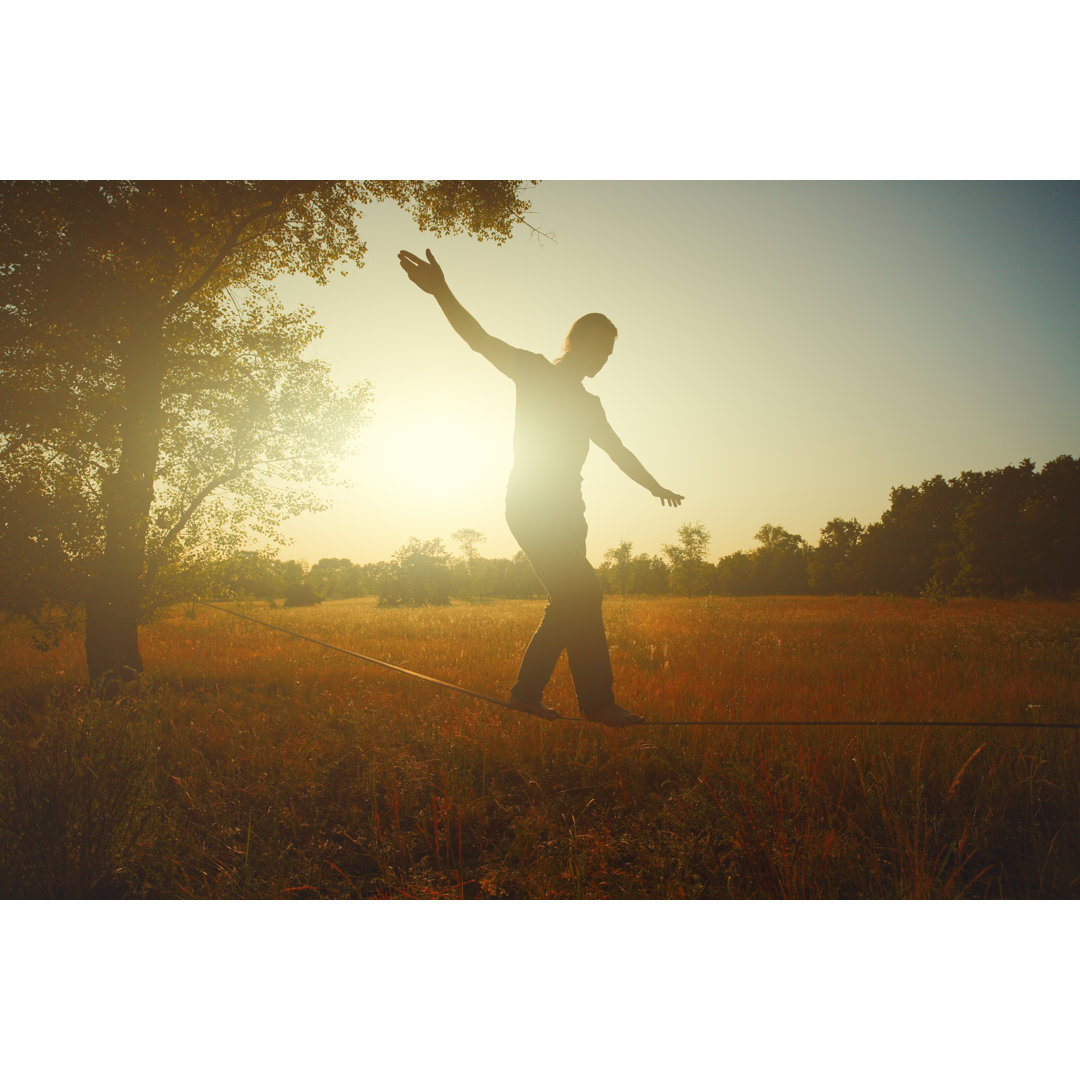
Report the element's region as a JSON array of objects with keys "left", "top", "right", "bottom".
[
  {"left": 449, "top": 551, "right": 552, "bottom": 599},
  {"left": 306, "top": 557, "right": 362, "bottom": 599},
  {"left": 948, "top": 457, "right": 1080, "bottom": 598},
  {"left": 275, "top": 560, "right": 308, "bottom": 590},
  {"left": 355, "top": 560, "right": 391, "bottom": 596},
  {"left": 846, "top": 460, "right": 1080, "bottom": 598},
  {"left": 808, "top": 518, "right": 864, "bottom": 594},
  {"left": 478, "top": 551, "right": 543, "bottom": 598},
  {"left": 854, "top": 476, "right": 967, "bottom": 595},
  {"left": 377, "top": 537, "right": 453, "bottom": 606},
  {"left": 715, "top": 550, "right": 754, "bottom": 596},
  {"left": 451, "top": 528, "right": 486, "bottom": 571},
  {"left": 1028, "top": 454, "right": 1080, "bottom": 596},
  {"left": 950, "top": 462, "right": 1035, "bottom": 596},
  {"left": 629, "top": 553, "right": 670, "bottom": 595},
  {"left": 0, "top": 180, "right": 537, "bottom": 686},
  {"left": 753, "top": 523, "right": 805, "bottom": 553},
  {"left": 197, "top": 549, "right": 280, "bottom": 600},
  {"left": 663, "top": 522, "right": 711, "bottom": 596},
  {"left": 746, "top": 524, "right": 808, "bottom": 594},
  {"left": 602, "top": 540, "right": 635, "bottom": 596}
]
